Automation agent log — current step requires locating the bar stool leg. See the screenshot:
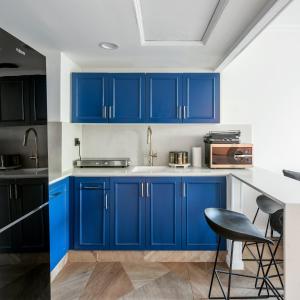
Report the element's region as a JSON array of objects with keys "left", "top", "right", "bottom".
[
  {"left": 255, "top": 243, "right": 270, "bottom": 297},
  {"left": 255, "top": 217, "right": 271, "bottom": 288},
  {"left": 256, "top": 243, "right": 282, "bottom": 300},
  {"left": 227, "top": 241, "right": 234, "bottom": 300},
  {"left": 258, "top": 234, "right": 284, "bottom": 296},
  {"left": 209, "top": 236, "right": 221, "bottom": 299},
  {"left": 242, "top": 208, "right": 260, "bottom": 254}
]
